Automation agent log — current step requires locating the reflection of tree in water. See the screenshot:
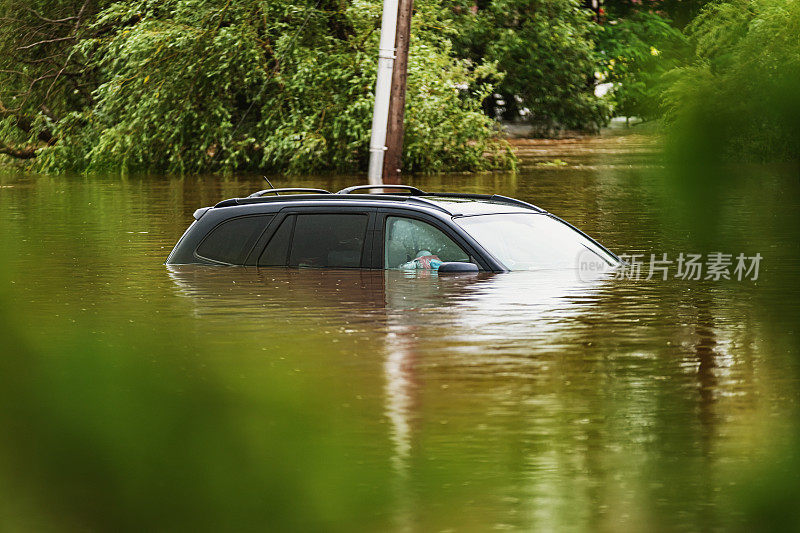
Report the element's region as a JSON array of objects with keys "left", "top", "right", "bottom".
[
  {"left": 692, "top": 296, "right": 718, "bottom": 452},
  {"left": 688, "top": 292, "right": 720, "bottom": 532}
]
